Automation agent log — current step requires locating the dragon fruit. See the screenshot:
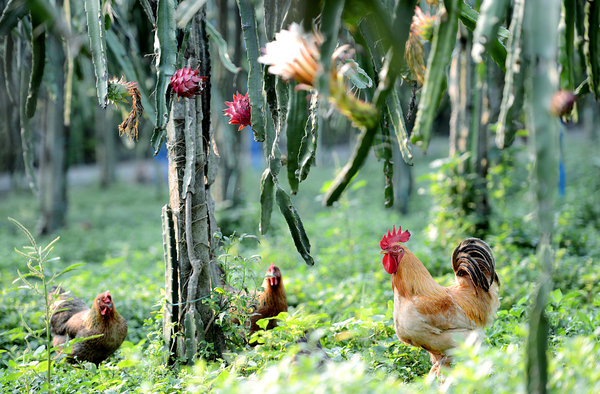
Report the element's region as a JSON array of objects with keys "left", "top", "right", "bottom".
[
  {"left": 169, "top": 67, "right": 207, "bottom": 98},
  {"left": 223, "top": 92, "right": 251, "bottom": 130}
]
